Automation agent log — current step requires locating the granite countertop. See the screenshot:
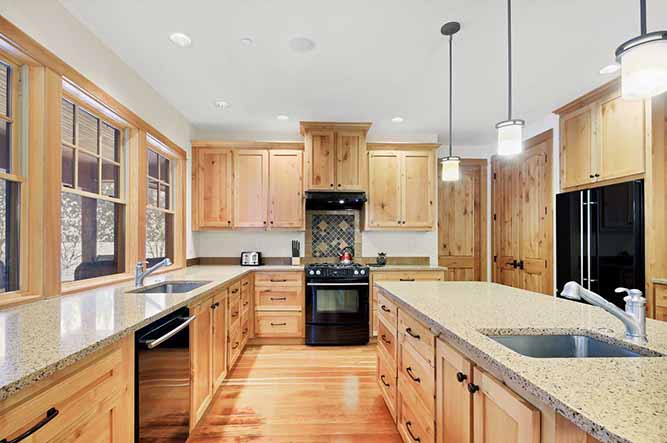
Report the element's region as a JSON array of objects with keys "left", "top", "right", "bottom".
[
  {"left": 0, "top": 265, "right": 302, "bottom": 401},
  {"left": 369, "top": 265, "right": 447, "bottom": 272},
  {"left": 376, "top": 281, "right": 667, "bottom": 443}
]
